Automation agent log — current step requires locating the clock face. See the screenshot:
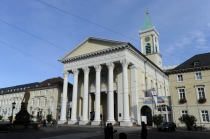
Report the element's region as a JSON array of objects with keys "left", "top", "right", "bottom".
[{"left": 145, "top": 37, "right": 150, "bottom": 42}]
